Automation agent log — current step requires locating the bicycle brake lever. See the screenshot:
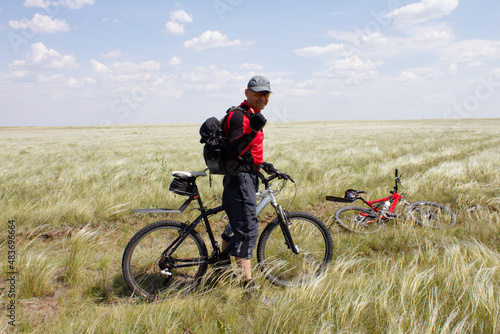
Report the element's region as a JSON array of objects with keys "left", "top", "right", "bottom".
[{"left": 284, "top": 173, "right": 295, "bottom": 183}]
